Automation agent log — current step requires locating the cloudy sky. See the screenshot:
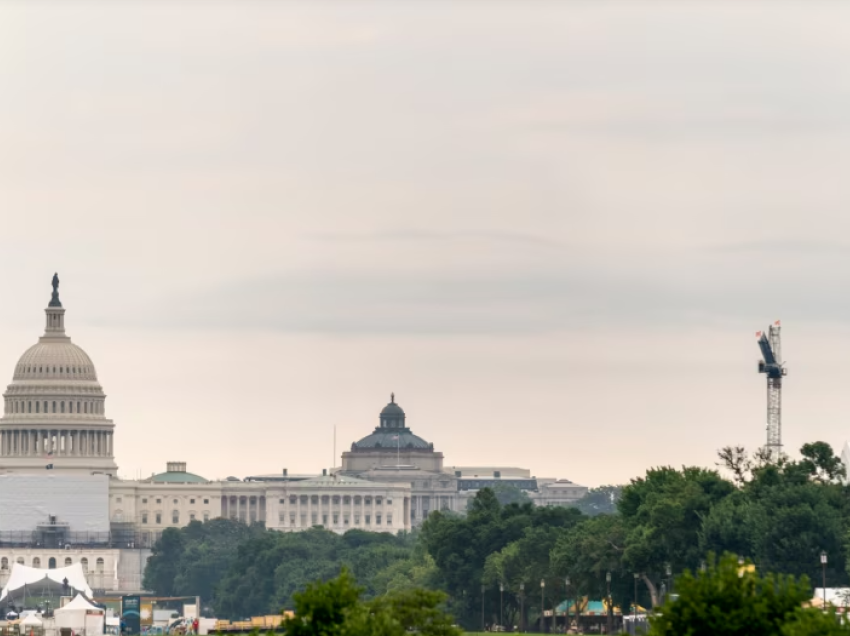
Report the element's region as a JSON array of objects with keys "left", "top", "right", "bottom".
[{"left": 1, "top": 1, "right": 850, "bottom": 486}]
